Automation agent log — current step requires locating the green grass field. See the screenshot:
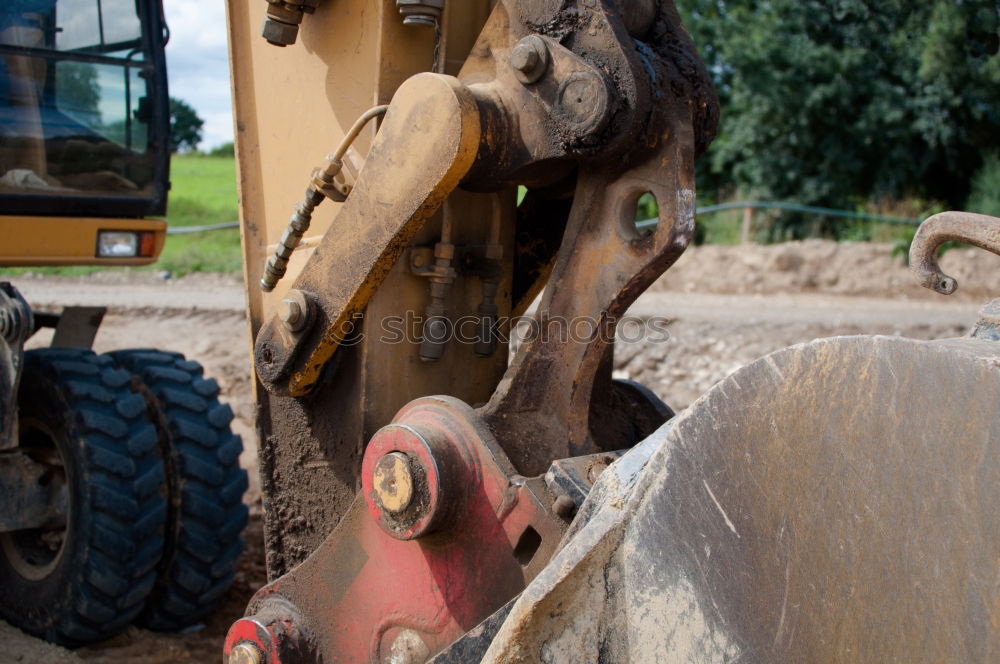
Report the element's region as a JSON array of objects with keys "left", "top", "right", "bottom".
[
  {"left": 157, "top": 155, "right": 243, "bottom": 275},
  {"left": 0, "top": 154, "right": 244, "bottom": 277}
]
